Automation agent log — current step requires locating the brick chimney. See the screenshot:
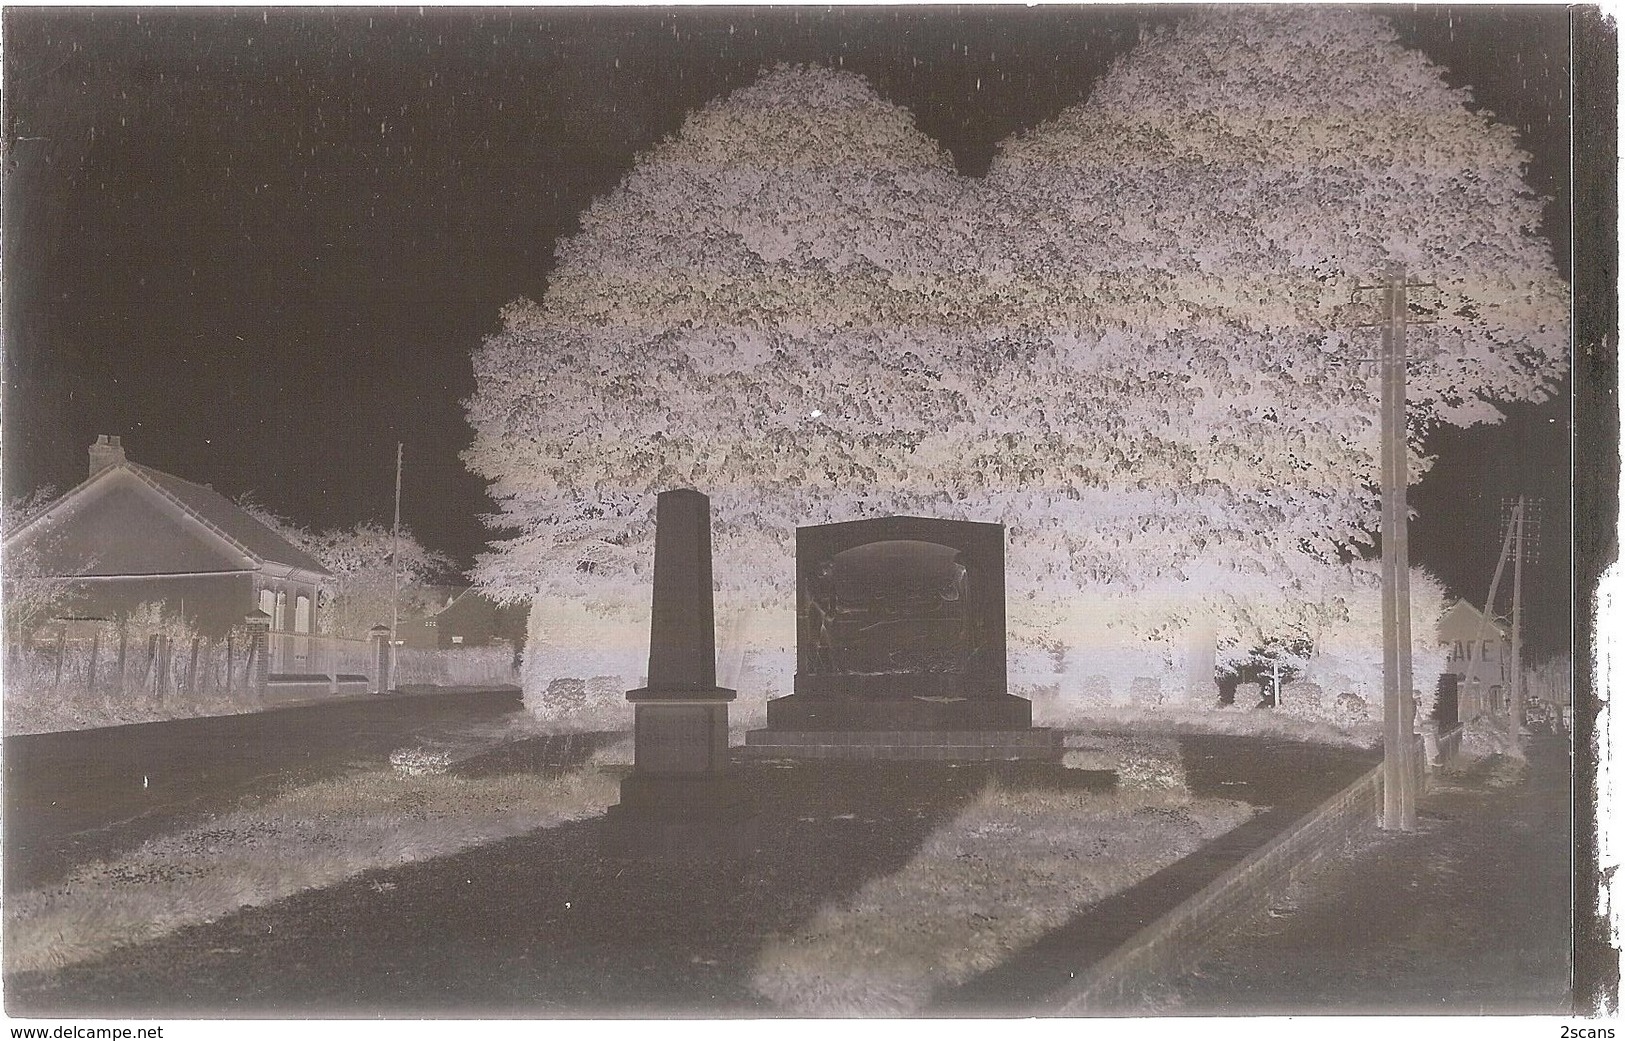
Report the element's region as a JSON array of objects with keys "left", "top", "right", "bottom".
[{"left": 88, "top": 435, "right": 126, "bottom": 477}]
